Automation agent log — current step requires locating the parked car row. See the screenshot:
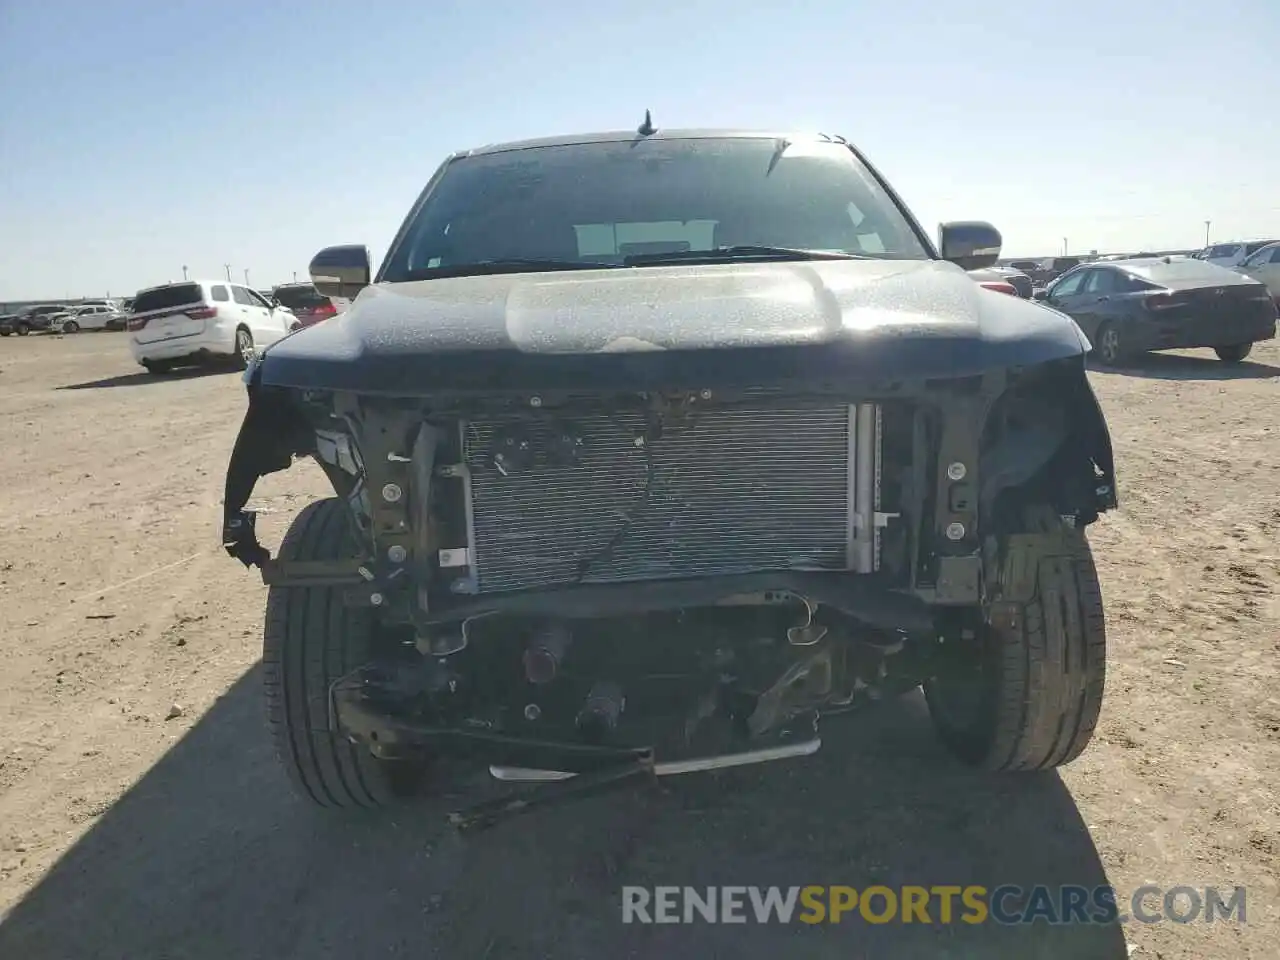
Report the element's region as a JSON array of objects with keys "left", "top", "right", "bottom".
[
  {"left": 2, "top": 281, "right": 345, "bottom": 377},
  {"left": 0, "top": 299, "right": 129, "bottom": 336},
  {"left": 53, "top": 302, "right": 128, "bottom": 333},
  {"left": 1, "top": 303, "right": 64, "bottom": 336}
]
